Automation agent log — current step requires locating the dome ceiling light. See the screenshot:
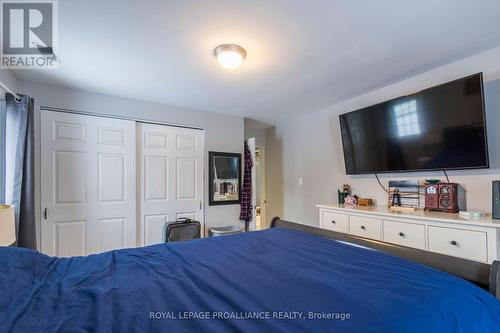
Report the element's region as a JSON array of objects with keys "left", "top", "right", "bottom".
[{"left": 214, "top": 44, "right": 246, "bottom": 70}]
